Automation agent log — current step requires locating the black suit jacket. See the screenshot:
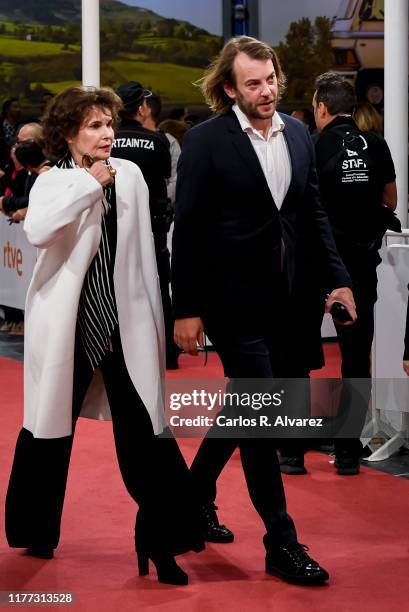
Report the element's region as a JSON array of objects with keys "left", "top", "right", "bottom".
[{"left": 172, "top": 111, "right": 351, "bottom": 343}]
